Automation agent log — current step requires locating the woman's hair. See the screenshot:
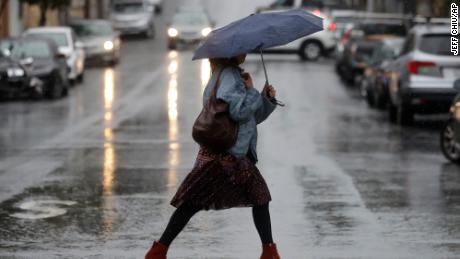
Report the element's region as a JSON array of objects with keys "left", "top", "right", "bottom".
[{"left": 209, "top": 57, "right": 240, "bottom": 73}]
